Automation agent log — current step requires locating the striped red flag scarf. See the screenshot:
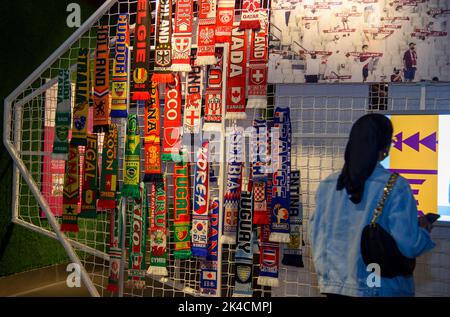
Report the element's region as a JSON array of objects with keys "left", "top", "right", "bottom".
[
  {"left": 183, "top": 49, "right": 203, "bottom": 134},
  {"left": 131, "top": 0, "right": 152, "bottom": 102},
  {"left": 93, "top": 25, "right": 110, "bottom": 132},
  {"left": 98, "top": 124, "right": 119, "bottom": 210},
  {"left": 239, "top": 0, "right": 261, "bottom": 30},
  {"left": 197, "top": 0, "right": 218, "bottom": 66},
  {"left": 71, "top": 48, "right": 90, "bottom": 146},
  {"left": 247, "top": 11, "right": 269, "bottom": 109},
  {"left": 162, "top": 74, "right": 182, "bottom": 162},
  {"left": 203, "top": 47, "right": 224, "bottom": 132},
  {"left": 172, "top": 0, "right": 194, "bottom": 72},
  {"left": 152, "top": 0, "right": 175, "bottom": 83},
  {"left": 216, "top": 0, "right": 235, "bottom": 43},
  {"left": 80, "top": 134, "right": 98, "bottom": 218},
  {"left": 110, "top": 14, "right": 129, "bottom": 118},
  {"left": 225, "top": 22, "right": 247, "bottom": 119},
  {"left": 61, "top": 144, "right": 80, "bottom": 232}
]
